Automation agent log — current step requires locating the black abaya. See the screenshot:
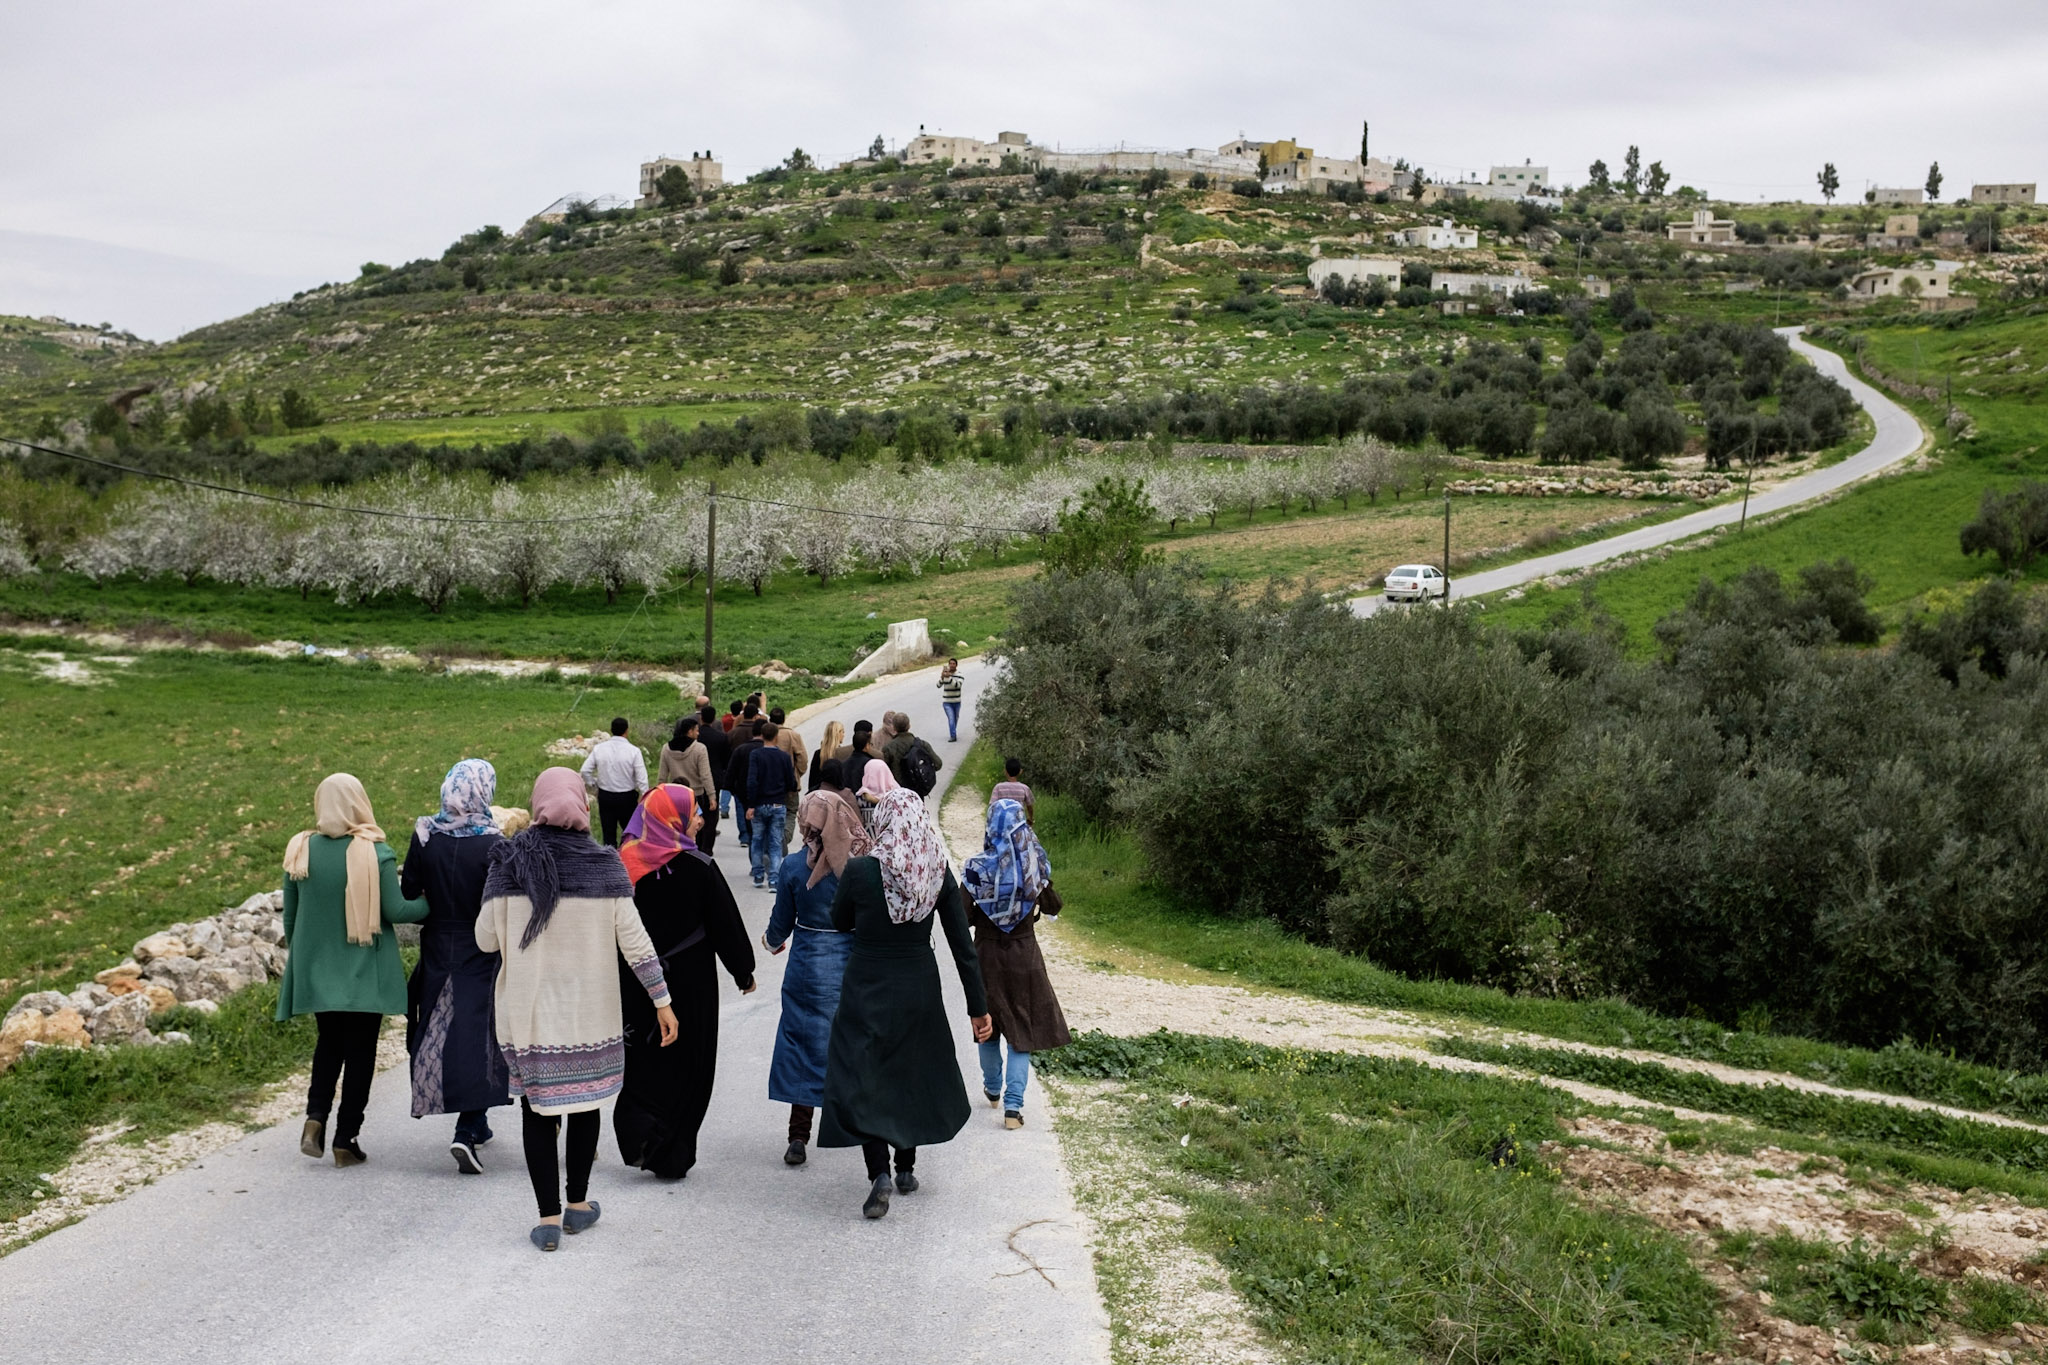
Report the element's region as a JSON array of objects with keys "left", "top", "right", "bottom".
[{"left": 614, "top": 850, "right": 755, "bottom": 1178}]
